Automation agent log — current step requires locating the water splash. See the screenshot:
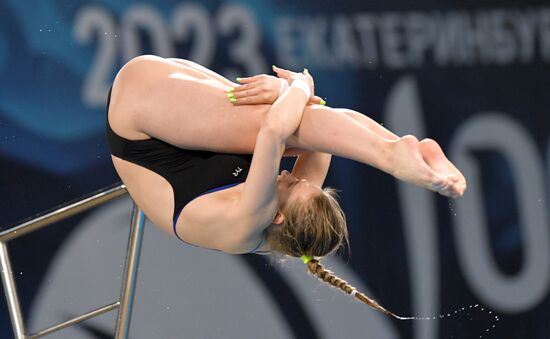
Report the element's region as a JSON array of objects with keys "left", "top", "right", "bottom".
[
  {"left": 448, "top": 201, "right": 457, "bottom": 216},
  {"left": 391, "top": 303, "right": 499, "bottom": 338}
]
